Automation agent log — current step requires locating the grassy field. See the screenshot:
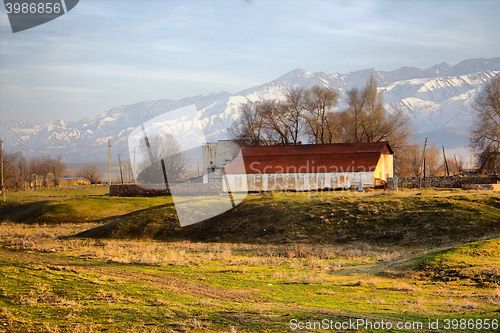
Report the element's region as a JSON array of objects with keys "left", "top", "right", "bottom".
[
  {"left": 0, "top": 188, "right": 499, "bottom": 332},
  {"left": 0, "top": 186, "right": 171, "bottom": 224},
  {"left": 78, "top": 189, "right": 500, "bottom": 248}
]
